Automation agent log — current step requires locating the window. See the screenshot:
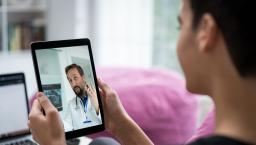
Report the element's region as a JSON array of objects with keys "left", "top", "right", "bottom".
[
  {"left": 153, "top": 0, "right": 182, "bottom": 74},
  {"left": 77, "top": 0, "right": 182, "bottom": 74}
]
